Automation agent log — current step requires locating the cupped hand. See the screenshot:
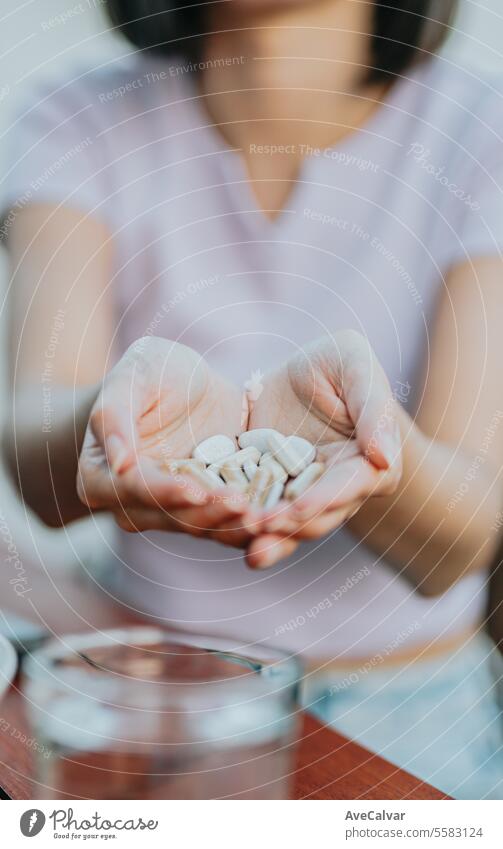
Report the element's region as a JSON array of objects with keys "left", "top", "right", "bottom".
[
  {"left": 77, "top": 336, "right": 253, "bottom": 544},
  {"left": 245, "top": 331, "right": 403, "bottom": 566}
]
